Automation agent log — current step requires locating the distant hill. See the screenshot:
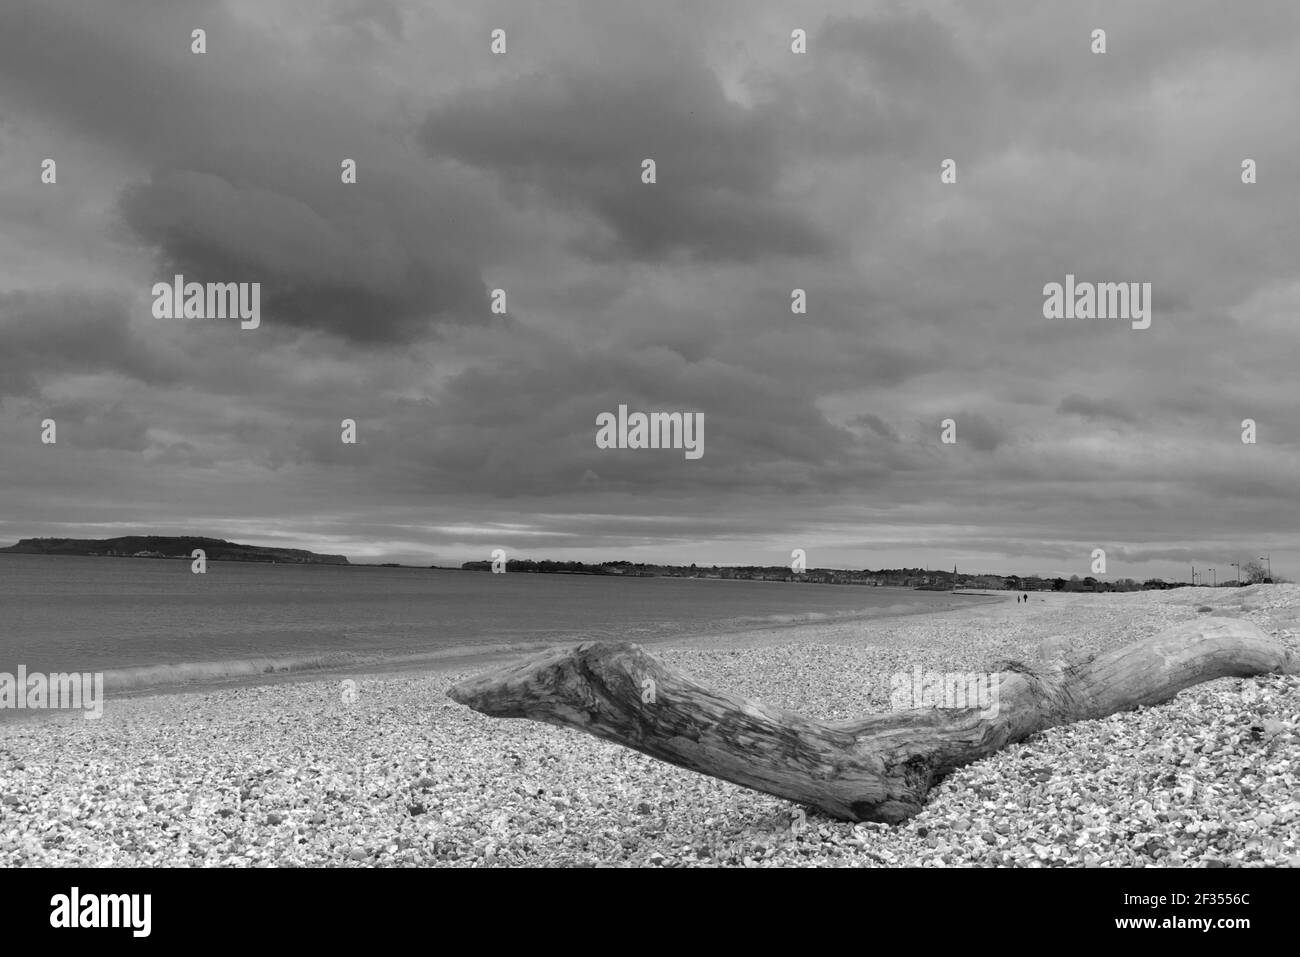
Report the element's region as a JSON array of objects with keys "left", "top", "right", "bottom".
[{"left": 0, "top": 536, "right": 350, "bottom": 565}]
